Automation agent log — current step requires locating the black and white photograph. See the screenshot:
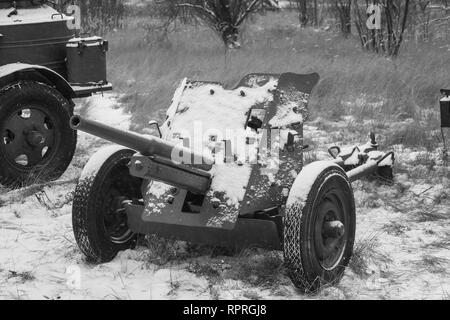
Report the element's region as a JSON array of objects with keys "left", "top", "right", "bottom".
[{"left": 0, "top": 0, "right": 449, "bottom": 303}]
